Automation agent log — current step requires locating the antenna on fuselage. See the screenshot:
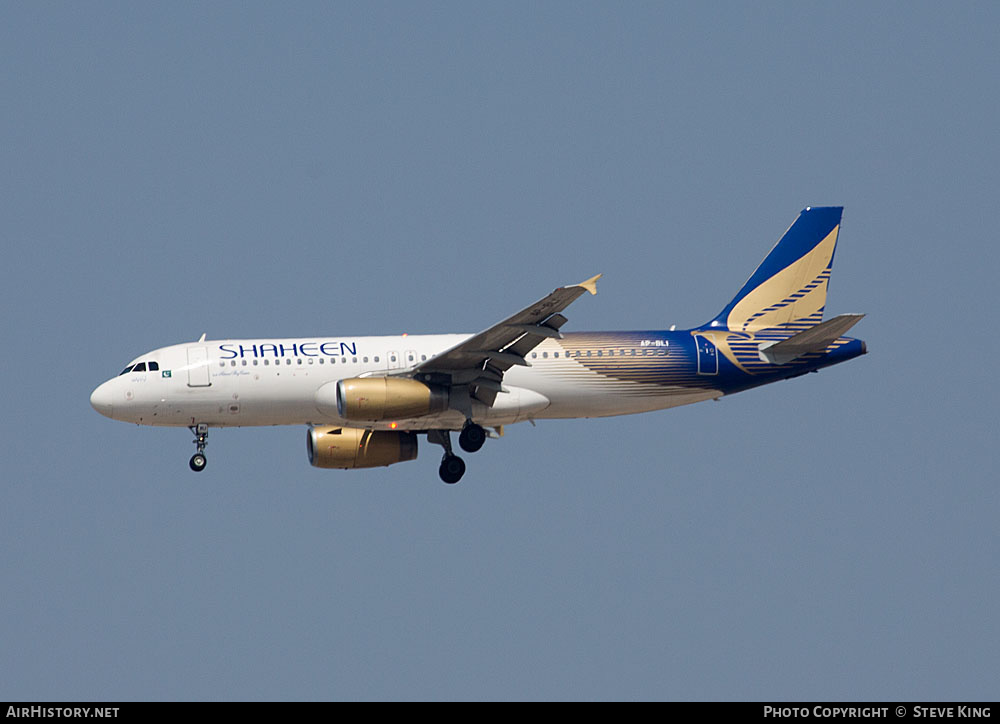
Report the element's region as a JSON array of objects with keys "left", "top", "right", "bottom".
[{"left": 197, "top": 333, "right": 206, "bottom": 342}]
